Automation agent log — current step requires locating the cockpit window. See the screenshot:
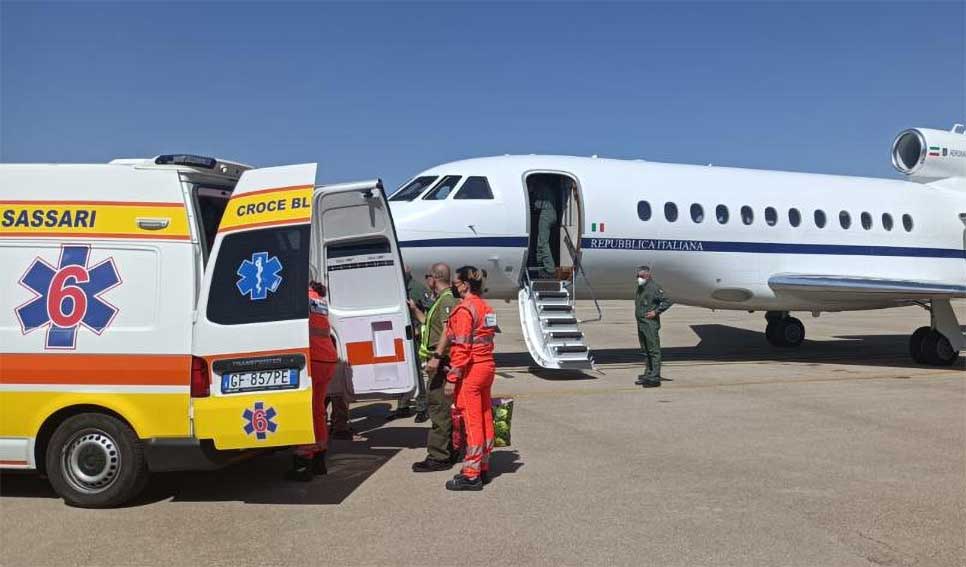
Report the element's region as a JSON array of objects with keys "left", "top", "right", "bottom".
[
  {"left": 422, "top": 175, "right": 463, "bottom": 200},
  {"left": 454, "top": 176, "right": 493, "bottom": 200},
  {"left": 390, "top": 176, "right": 438, "bottom": 201}
]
